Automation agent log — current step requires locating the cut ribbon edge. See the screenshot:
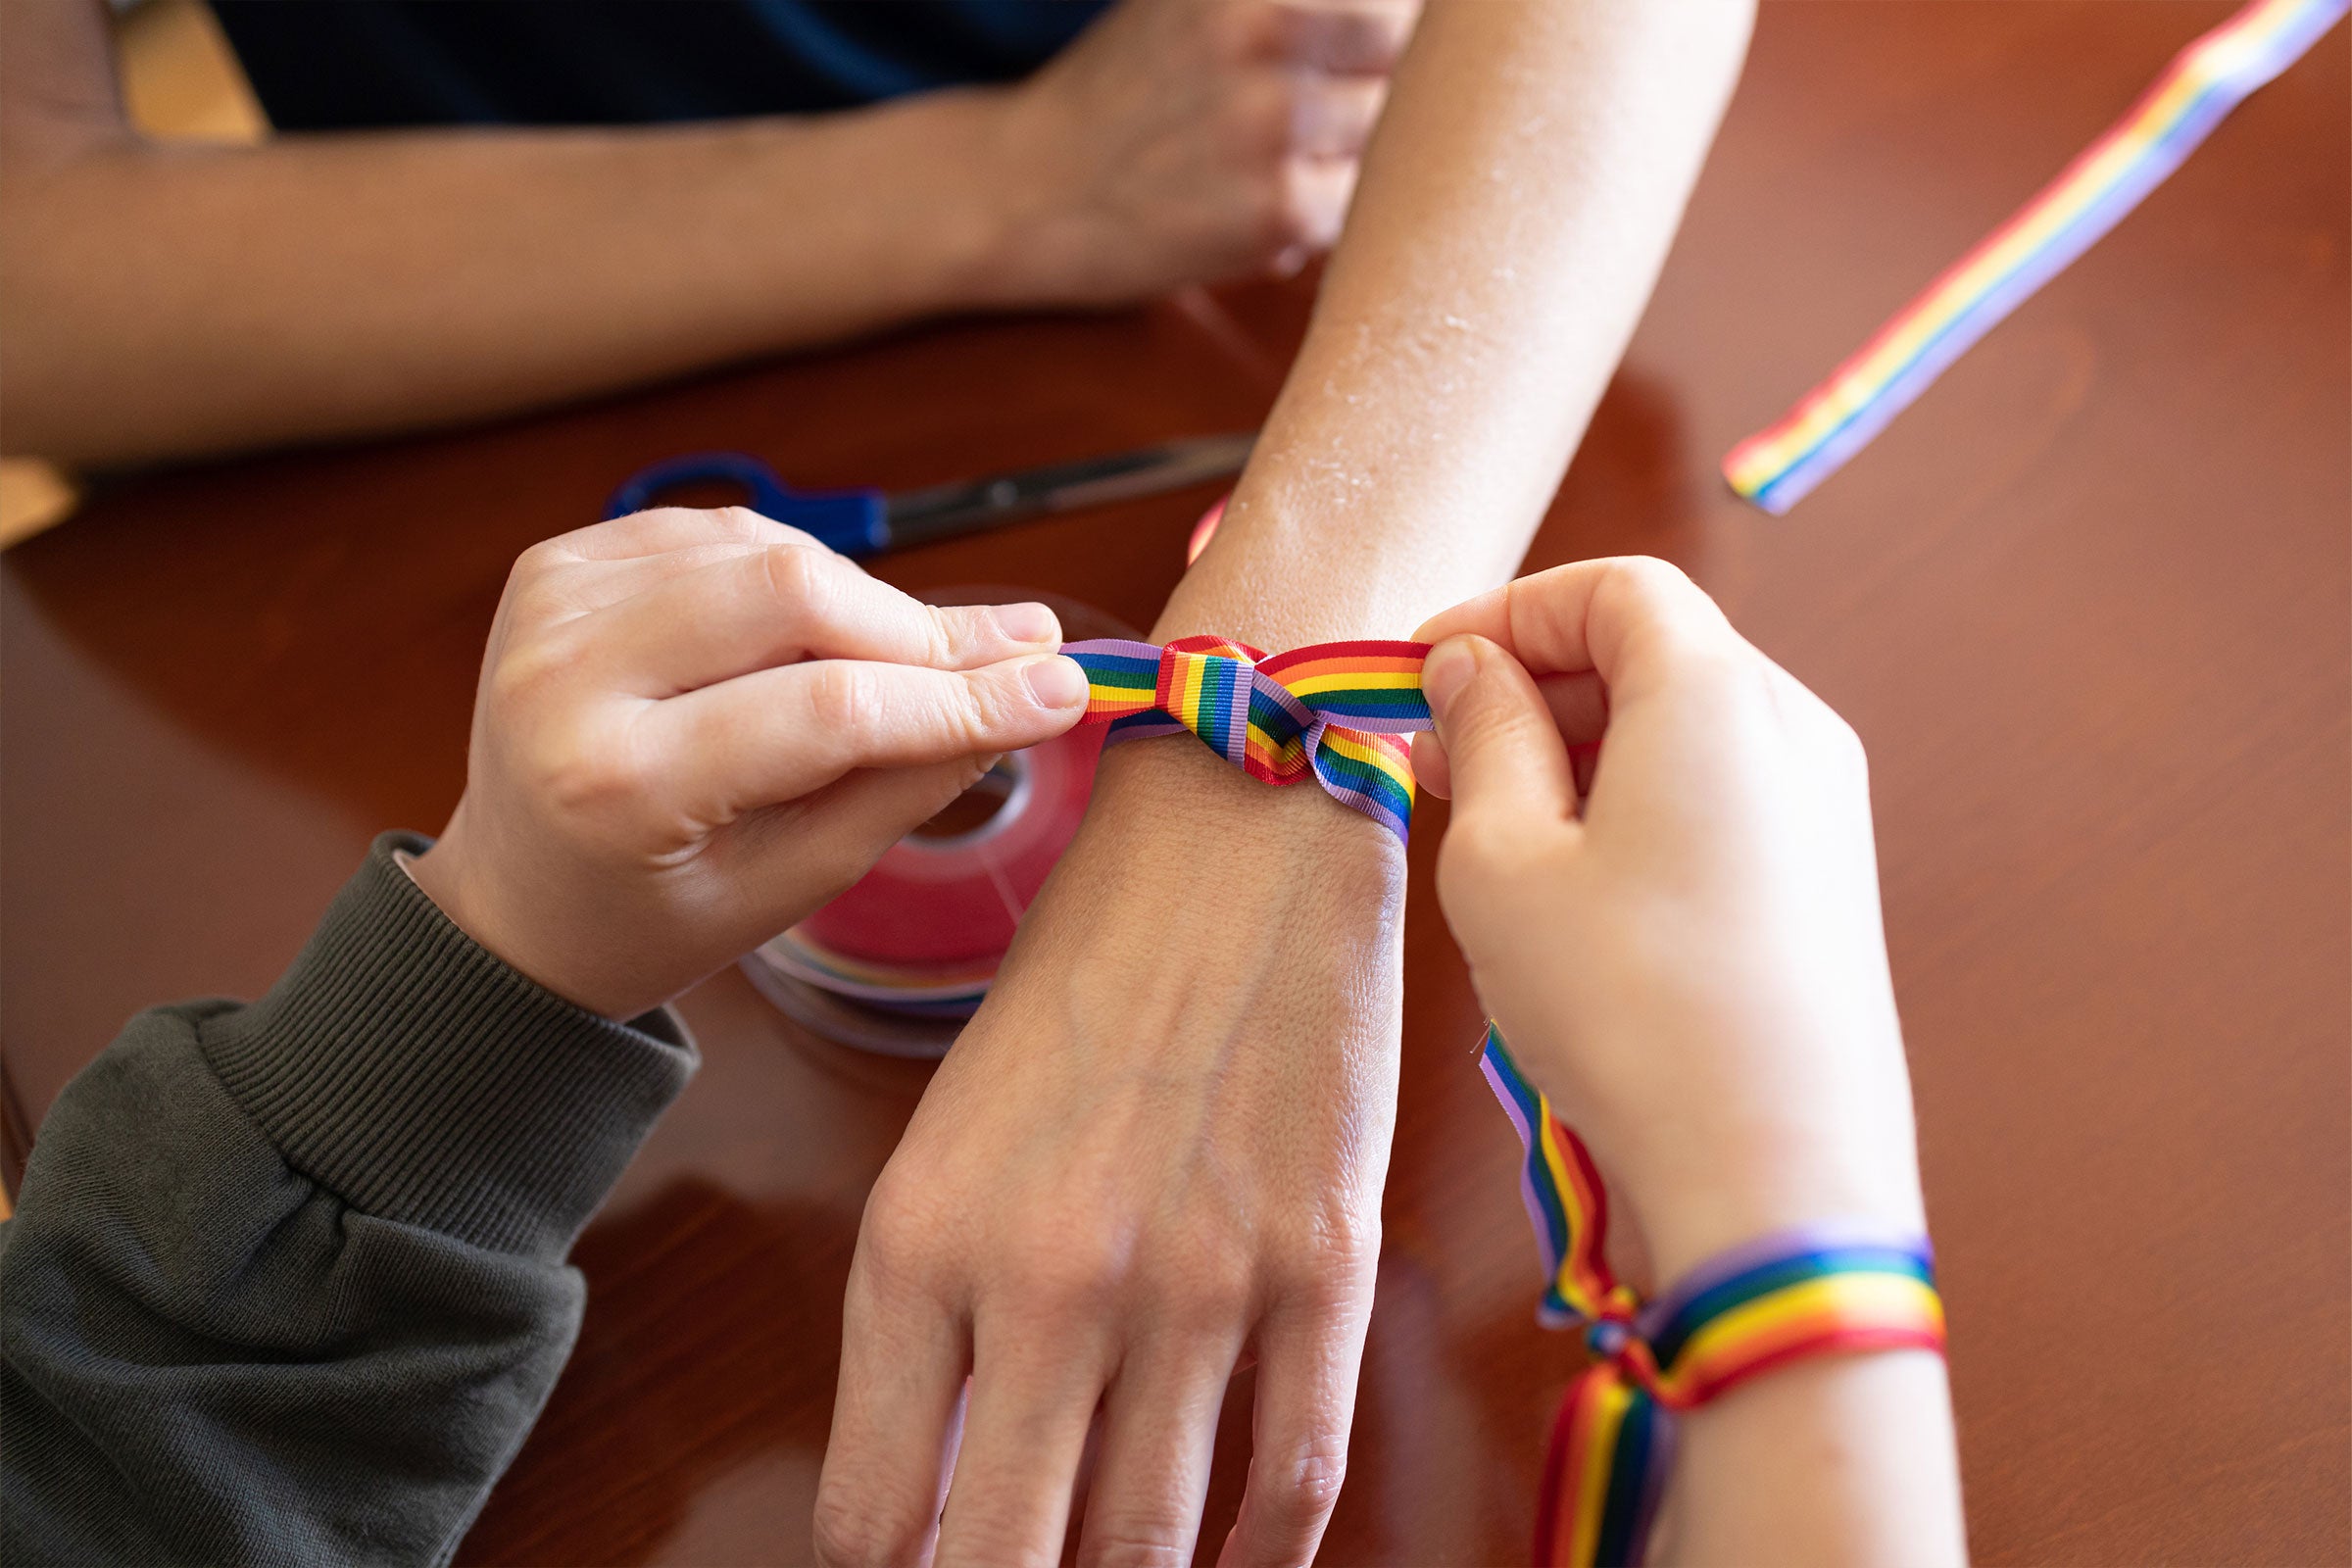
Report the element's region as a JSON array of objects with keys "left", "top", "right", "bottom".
[{"left": 1724, "top": 0, "right": 2350, "bottom": 514}]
